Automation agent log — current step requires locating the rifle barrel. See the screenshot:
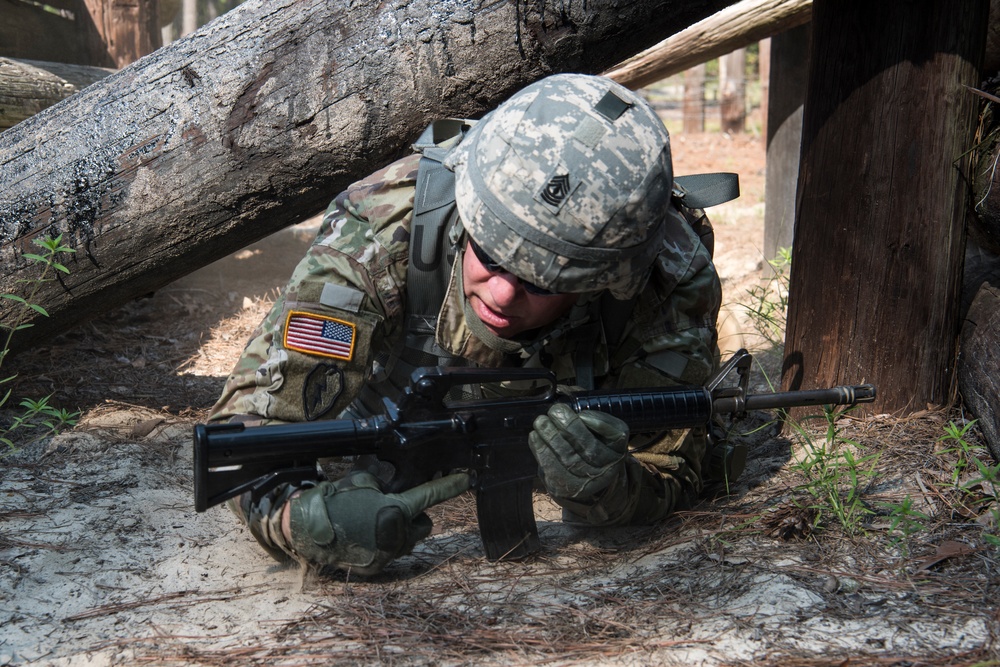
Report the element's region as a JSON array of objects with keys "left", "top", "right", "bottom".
[{"left": 714, "top": 384, "right": 876, "bottom": 414}]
